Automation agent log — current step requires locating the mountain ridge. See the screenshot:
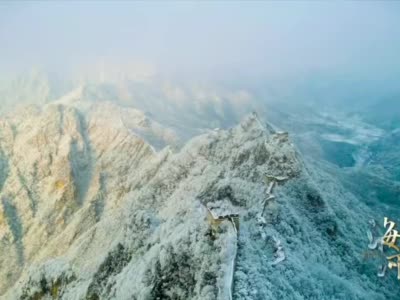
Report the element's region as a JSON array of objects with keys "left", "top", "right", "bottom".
[{"left": 0, "top": 100, "right": 398, "bottom": 299}]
